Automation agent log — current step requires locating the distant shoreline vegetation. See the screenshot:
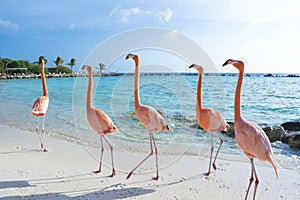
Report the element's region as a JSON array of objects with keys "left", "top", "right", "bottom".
[
  {"left": 0, "top": 57, "right": 75, "bottom": 75},
  {"left": 0, "top": 57, "right": 299, "bottom": 79},
  {"left": 1, "top": 72, "right": 300, "bottom": 80}
]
